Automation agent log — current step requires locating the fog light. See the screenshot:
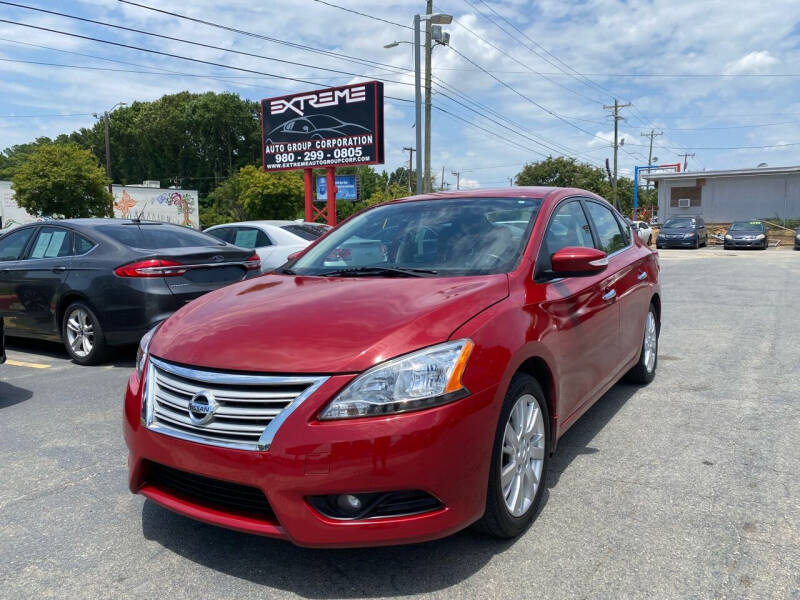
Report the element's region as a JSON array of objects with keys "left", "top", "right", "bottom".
[{"left": 336, "top": 494, "right": 363, "bottom": 513}]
